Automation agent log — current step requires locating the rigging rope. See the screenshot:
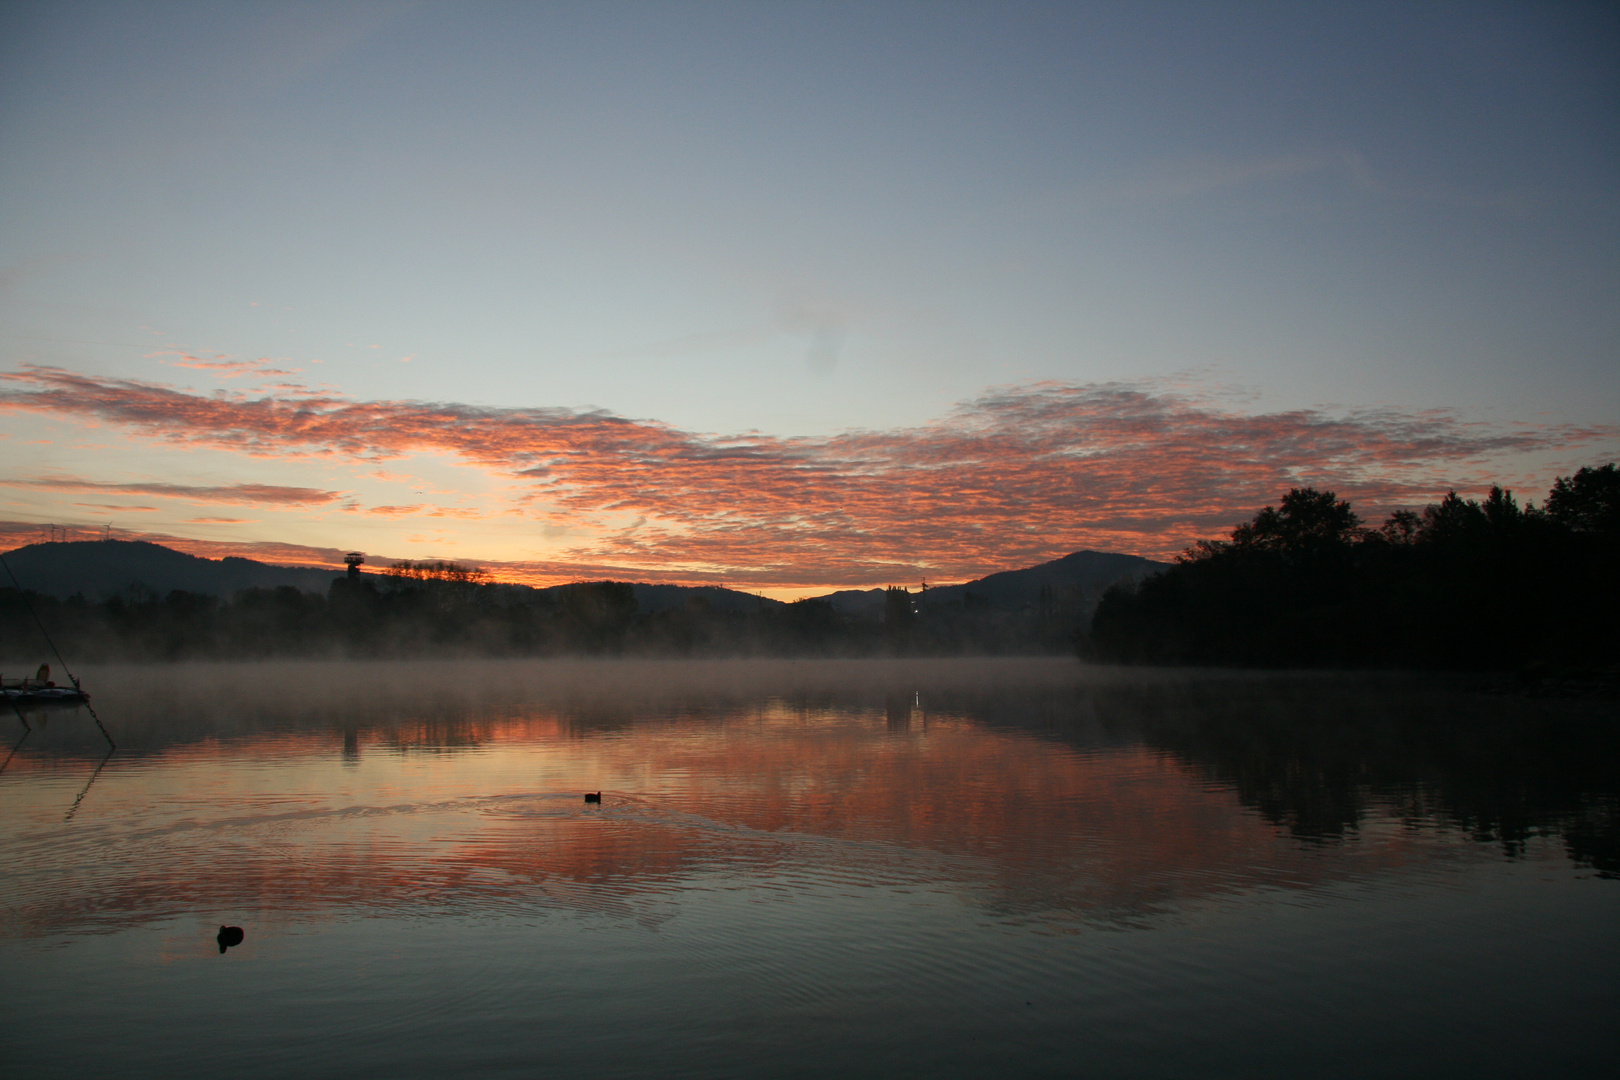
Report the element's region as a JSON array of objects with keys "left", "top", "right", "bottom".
[
  {"left": 0, "top": 550, "right": 115, "bottom": 748},
  {"left": 1, "top": 551, "right": 76, "bottom": 685}
]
